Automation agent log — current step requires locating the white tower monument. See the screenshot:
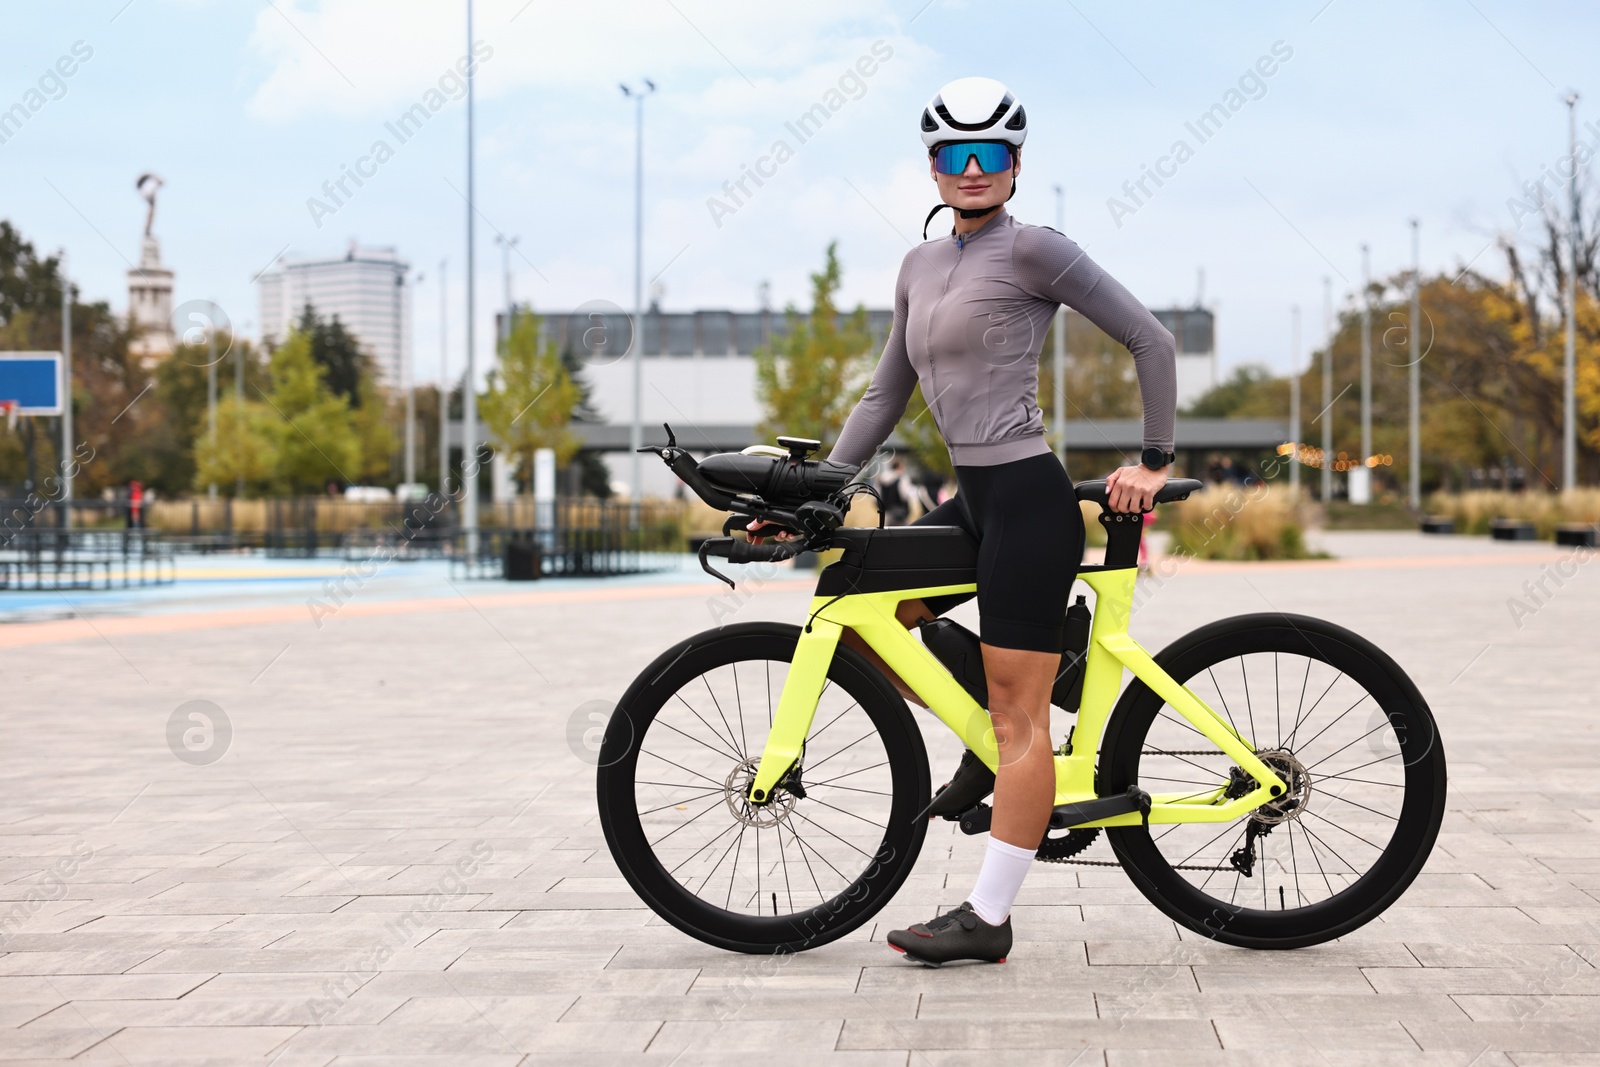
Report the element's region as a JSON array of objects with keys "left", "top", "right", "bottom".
[{"left": 127, "top": 172, "right": 175, "bottom": 367}]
